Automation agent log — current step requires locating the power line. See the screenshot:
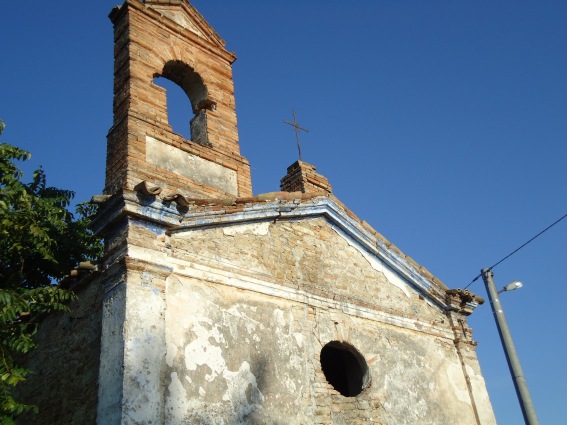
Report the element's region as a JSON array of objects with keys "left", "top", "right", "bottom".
[{"left": 464, "top": 211, "right": 567, "bottom": 289}]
